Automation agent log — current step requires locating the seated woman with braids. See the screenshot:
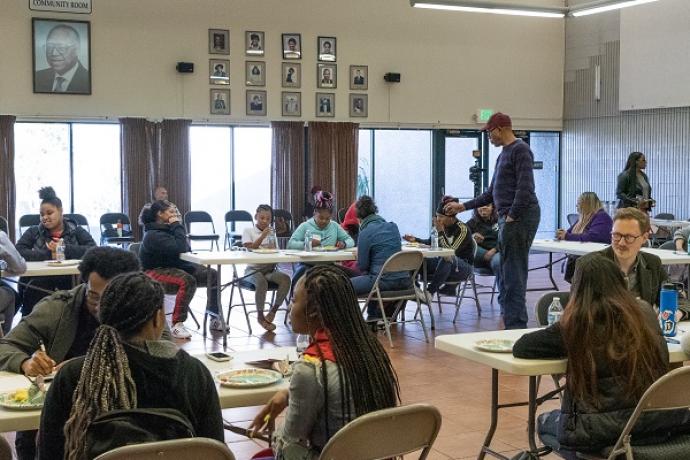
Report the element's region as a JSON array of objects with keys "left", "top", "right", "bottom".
[
  {"left": 248, "top": 266, "right": 400, "bottom": 459},
  {"left": 38, "top": 273, "right": 224, "bottom": 460}
]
